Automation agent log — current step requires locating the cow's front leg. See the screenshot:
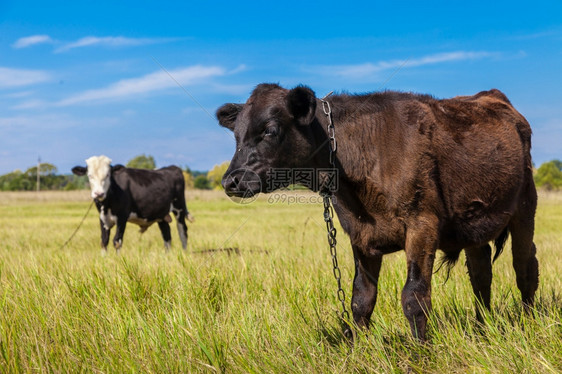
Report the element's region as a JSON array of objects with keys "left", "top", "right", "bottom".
[
  {"left": 112, "top": 215, "right": 128, "bottom": 253},
  {"left": 351, "top": 245, "right": 383, "bottom": 330},
  {"left": 100, "top": 219, "right": 110, "bottom": 256},
  {"left": 402, "top": 214, "right": 438, "bottom": 341}
]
